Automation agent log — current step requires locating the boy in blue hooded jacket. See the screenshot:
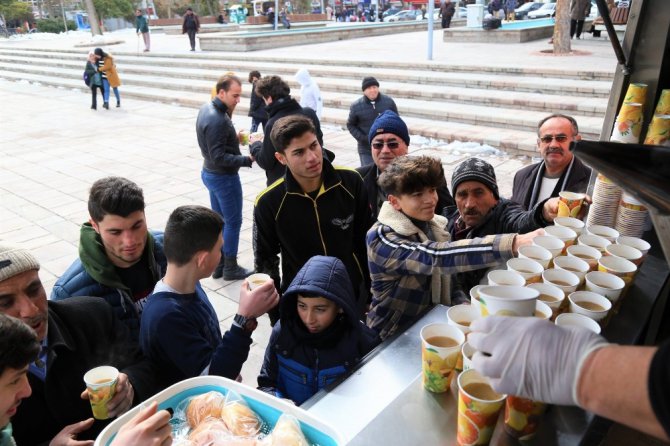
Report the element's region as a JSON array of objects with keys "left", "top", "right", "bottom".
[{"left": 257, "top": 256, "right": 380, "bottom": 405}]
